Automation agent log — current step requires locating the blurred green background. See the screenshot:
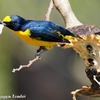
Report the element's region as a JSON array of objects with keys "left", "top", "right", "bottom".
[{"left": 0, "top": 0, "right": 100, "bottom": 100}]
